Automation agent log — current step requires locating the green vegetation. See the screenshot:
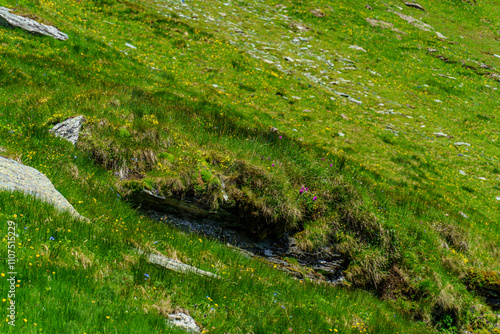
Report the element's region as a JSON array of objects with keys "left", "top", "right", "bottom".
[{"left": 0, "top": 0, "right": 499, "bottom": 332}]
